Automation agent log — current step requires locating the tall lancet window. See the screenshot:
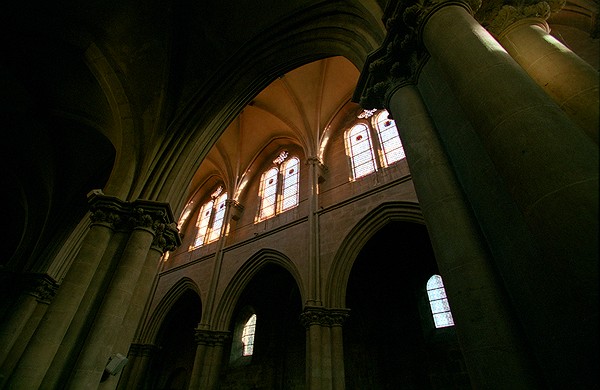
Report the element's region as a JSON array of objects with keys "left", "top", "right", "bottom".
[
  {"left": 190, "top": 186, "right": 228, "bottom": 250},
  {"left": 346, "top": 123, "right": 376, "bottom": 179},
  {"left": 241, "top": 314, "right": 257, "bottom": 356},
  {"left": 257, "top": 151, "right": 300, "bottom": 222},
  {"left": 375, "top": 110, "right": 405, "bottom": 166},
  {"left": 426, "top": 274, "right": 455, "bottom": 328}
]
